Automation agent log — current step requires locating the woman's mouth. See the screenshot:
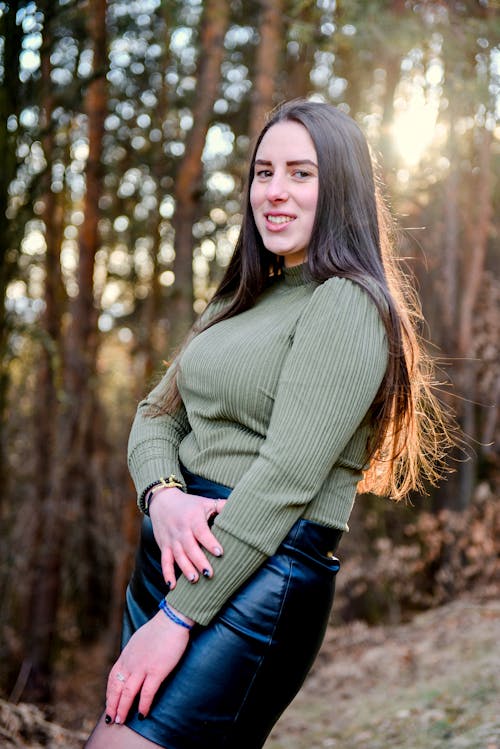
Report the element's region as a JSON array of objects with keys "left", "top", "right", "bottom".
[{"left": 265, "top": 214, "right": 295, "bottom": 228}]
